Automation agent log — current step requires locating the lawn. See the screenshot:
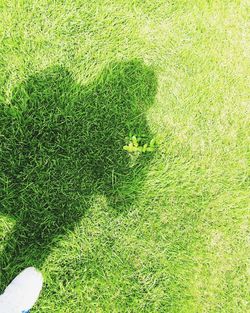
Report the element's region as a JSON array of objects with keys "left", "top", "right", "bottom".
[{"left": 0, "top": 0, "right": 249, "bottom": 312}]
